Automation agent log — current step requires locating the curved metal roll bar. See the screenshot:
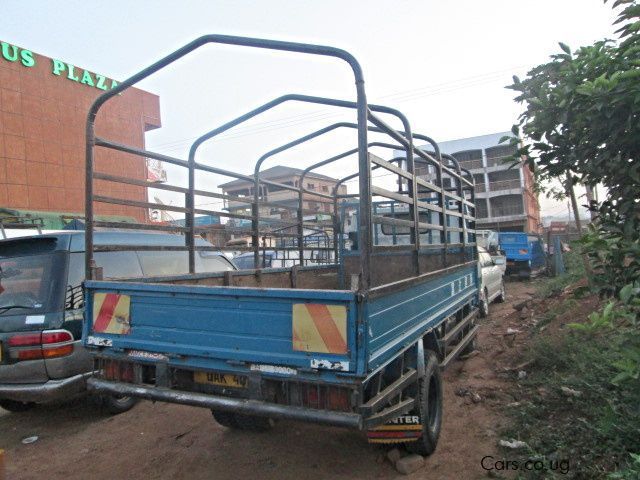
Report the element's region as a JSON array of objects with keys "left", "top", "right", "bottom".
[
  {"left": 297, "top": 140, "right": 407, "bottom": 266},
  {"left": 85, "top": 36, "right": 478, "bottom": 292},
  {"left": 85, "top": 35, "right": 367, "bottom": 280},
  {"left": 248, "top": 121, "right": 474, "bottom": 270},
  {"left": 186, "top": 95, "right": 419, "bottom": 285}
]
